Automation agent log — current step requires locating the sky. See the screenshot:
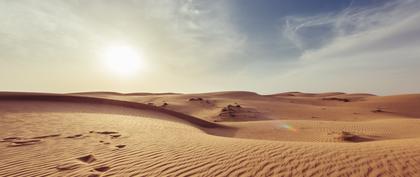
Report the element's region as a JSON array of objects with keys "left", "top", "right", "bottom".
[{"left": 1, "top": 0, "right": 420, "bottom": 95}]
